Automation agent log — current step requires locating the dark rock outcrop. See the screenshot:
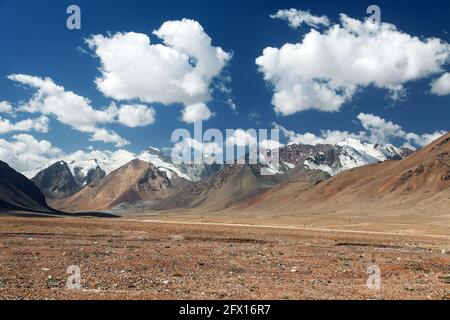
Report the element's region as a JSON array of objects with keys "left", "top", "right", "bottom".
[{"left": 32, "top": 161, "right": 80, "bottom": 199}]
